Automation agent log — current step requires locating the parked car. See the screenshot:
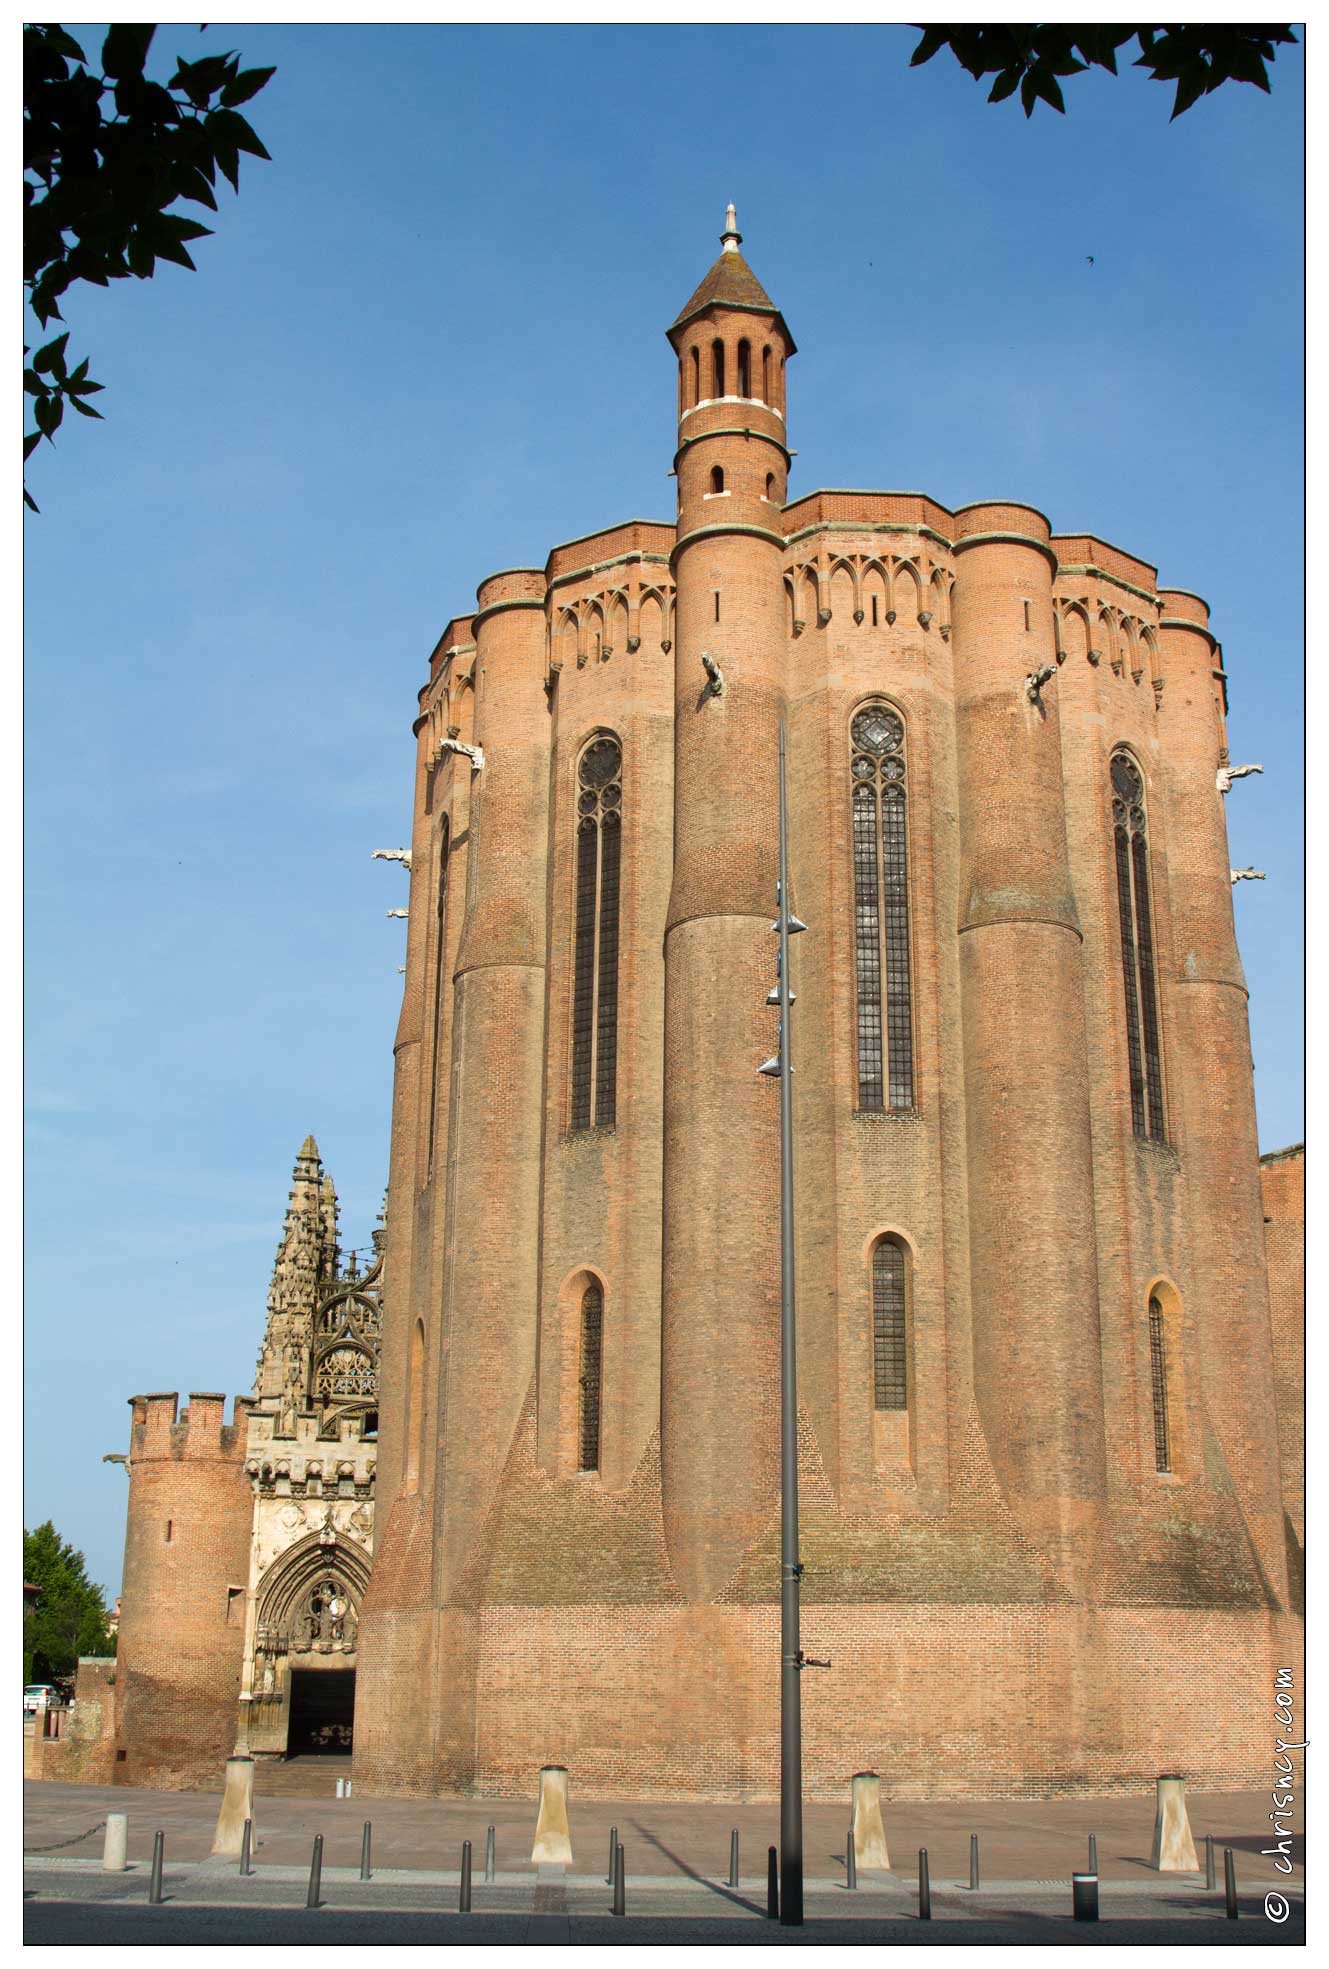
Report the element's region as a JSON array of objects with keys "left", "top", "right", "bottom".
[{"left": 23, "top": 1684, "right": 58, "bottom": 1713}]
